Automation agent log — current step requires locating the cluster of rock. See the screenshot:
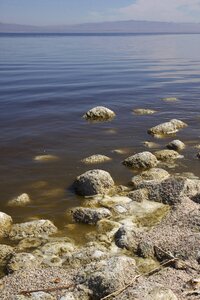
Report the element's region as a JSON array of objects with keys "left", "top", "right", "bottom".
[{"left": 0, "top": 106, "right": 200, "bottom": 300}]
